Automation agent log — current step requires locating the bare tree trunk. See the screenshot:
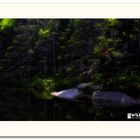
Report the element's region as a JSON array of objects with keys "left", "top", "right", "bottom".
[
  {"left": 44, "top": 56, "right": 47, "bottom": 75},
  {"left": 53, "top": 38, "right": 56, "bottom": 74}
]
